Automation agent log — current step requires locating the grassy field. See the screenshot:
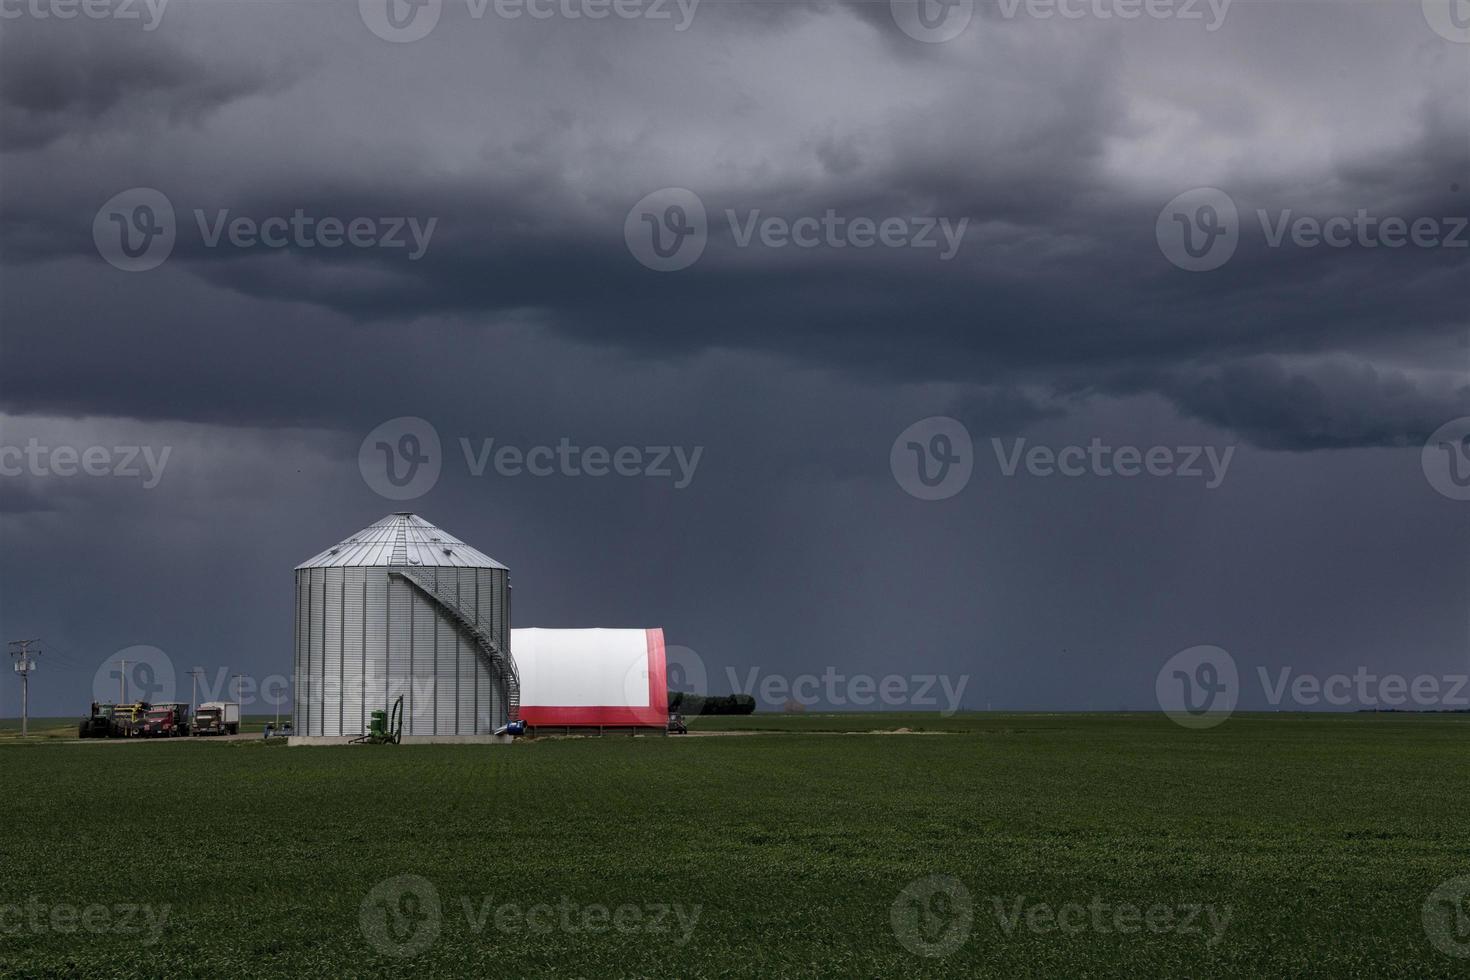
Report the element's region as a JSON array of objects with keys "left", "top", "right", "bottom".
[{"left": 1, "top": 713, "right": 1467, "bottom": 976}]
